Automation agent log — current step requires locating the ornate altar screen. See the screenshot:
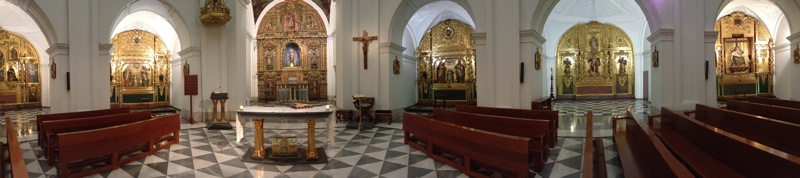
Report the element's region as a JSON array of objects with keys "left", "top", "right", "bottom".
[
  {"left": 257, "top": 0, "right": 327, "bottom": 103},
  {"left": 556, "top": 21, "right": 634, "bottom": 100},
  {"left": 715, "top": 12, "right": 774, "bottom": 99},
  {"left": 0, "top": 28, "right": 42, "bottom": 107},
  {"left": 110, "top": 30, "right": 171, "bottom": 108},
  {"left": 416, "top": 20, "right": 476, "bottom": 104}
]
